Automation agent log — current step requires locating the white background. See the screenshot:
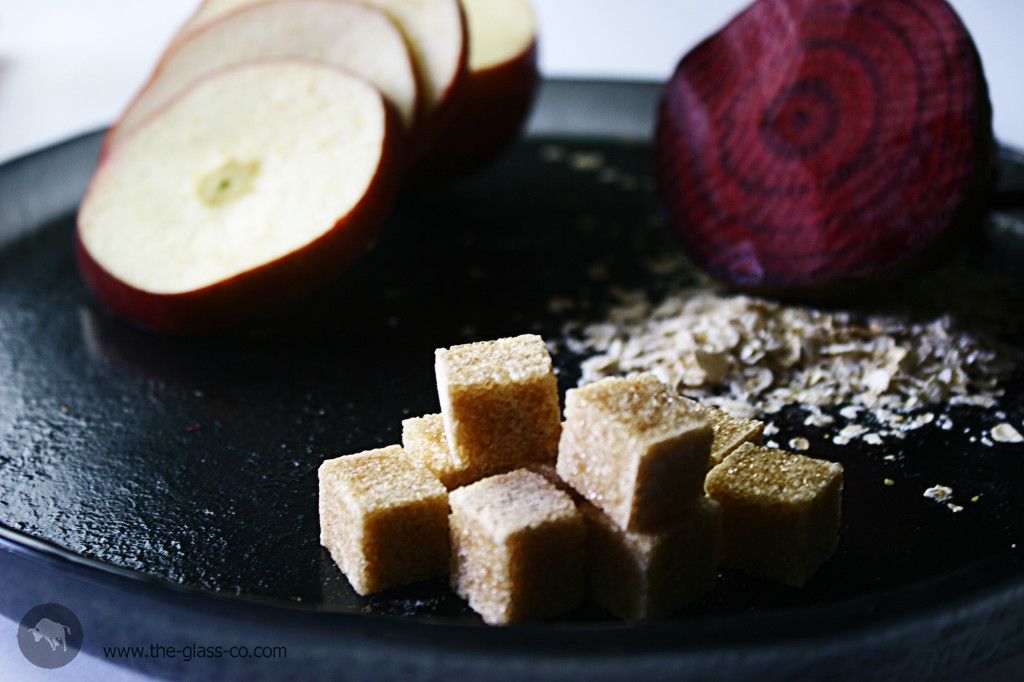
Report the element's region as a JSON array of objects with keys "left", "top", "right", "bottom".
[
  {"left": 1, "top": 1, "right": 1023, "bottom": 680},
  {"left": 1, "top": 1, "right": 1024, "bottom": 163}
]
